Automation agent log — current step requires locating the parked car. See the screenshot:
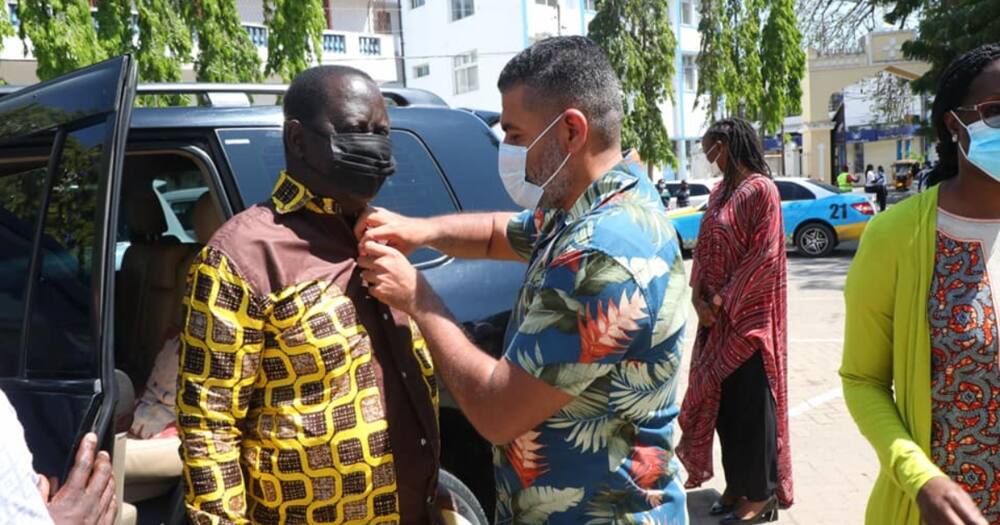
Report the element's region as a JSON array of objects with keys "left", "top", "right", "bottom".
[
  {"left": 0, "top": 56, "right": 521, "bottom": 524},
  {"left": 668, "top": 177, "right": 875, "bottom": 257},
  {"left": 662, "top": 178, "right": 715, "bottom": 209}
]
